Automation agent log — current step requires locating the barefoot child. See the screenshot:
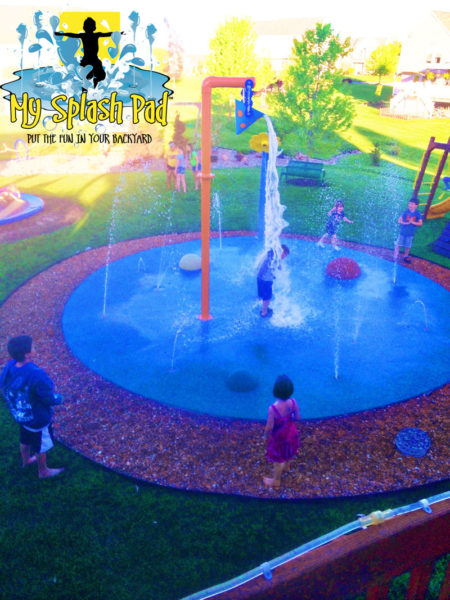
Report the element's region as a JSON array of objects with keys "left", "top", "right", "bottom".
[
  {"left": 263, "top": 375, "right": 300, "bottom": 488},
  {"left": 165, "top": 141, "right": 178, "bottom": 190},
  {"left": 0, "top": 336, "right": 64, "bottom": 479},
  {"left": 317, "top": 200, "right": 353, "bottom": 250},
  {"left": 188, "top": 144, "right": 201, "bottom": 191},
  {"left": 256, "top": 244, "right": 289, "bottom": 318},
  {"left": 176, "top": 149, "right": 187, "bottom": 193}
]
